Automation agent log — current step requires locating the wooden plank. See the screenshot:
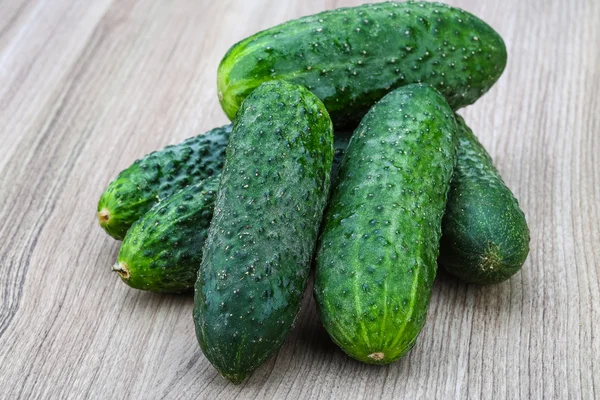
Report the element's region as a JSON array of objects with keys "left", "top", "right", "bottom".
[{"left": 0, "top": 0, "right": 598, "bottom": 398}]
